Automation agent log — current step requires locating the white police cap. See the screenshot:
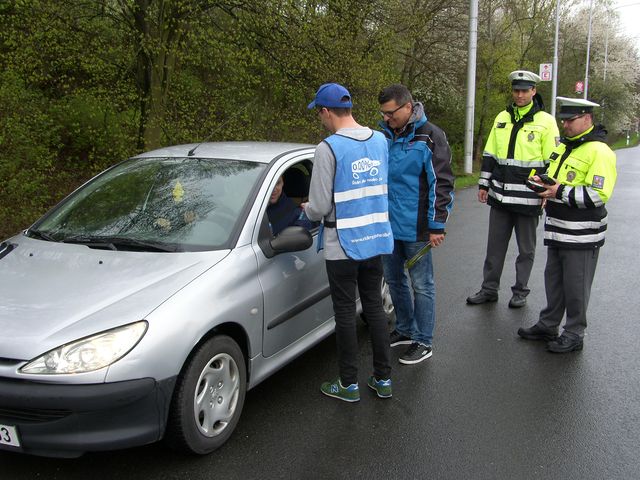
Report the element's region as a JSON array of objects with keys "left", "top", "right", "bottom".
[
  {"left": 556, "top": 96, "right": 600, "bottom": 119},
  {"left": 509, "top": 70, "right": 541, "bottom": 89}
]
